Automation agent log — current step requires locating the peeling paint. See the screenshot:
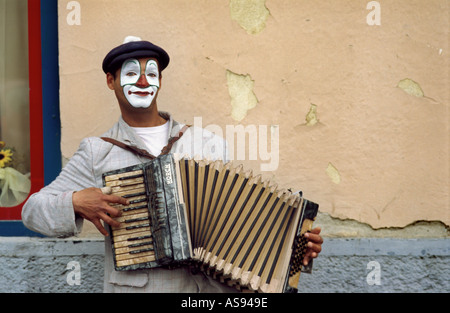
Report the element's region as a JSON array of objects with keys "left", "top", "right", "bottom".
[
  {"left": 305, "top": 104, "right": 319, "bottom": 126},
  {"left": 326, "top": 162, "right": 341, "bottom": 184},
  {"left": 316, "top": 212, "right": 450, "bottom": 238},
  {"left": 397, "top": 78, "right": 424, "bottom": 97},
  {"left": 226, "top": 70, "right": 258, "bottom": 121},
  {"left": 229, "top": 0, "right": 269, "bottom": 34}
]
